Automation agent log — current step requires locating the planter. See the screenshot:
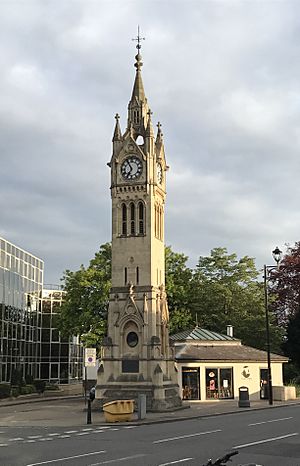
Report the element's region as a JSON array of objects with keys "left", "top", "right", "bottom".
[{"left": 103, "top": 399, "right": 134, "bottom": 422}]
